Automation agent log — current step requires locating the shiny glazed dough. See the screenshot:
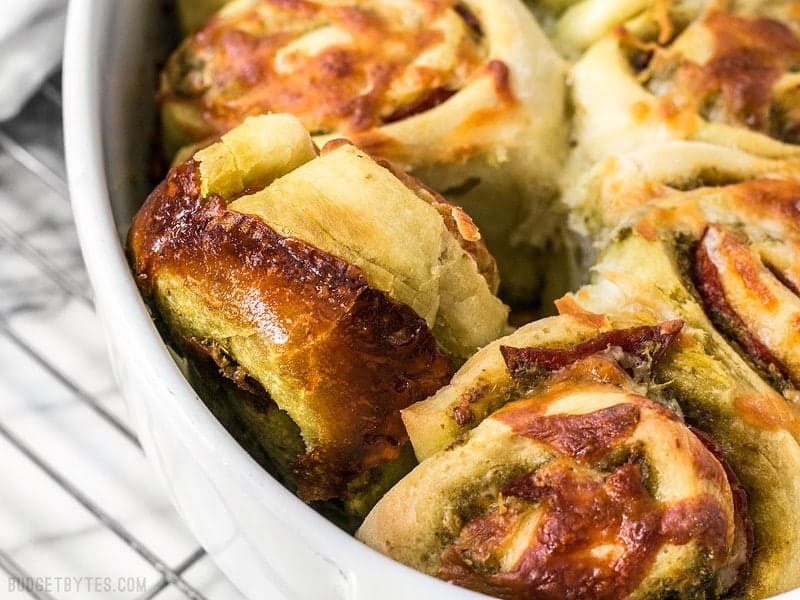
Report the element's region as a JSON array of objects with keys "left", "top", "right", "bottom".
[{"left": 127, "top": 113, "right": 507, "bottom": 515}]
